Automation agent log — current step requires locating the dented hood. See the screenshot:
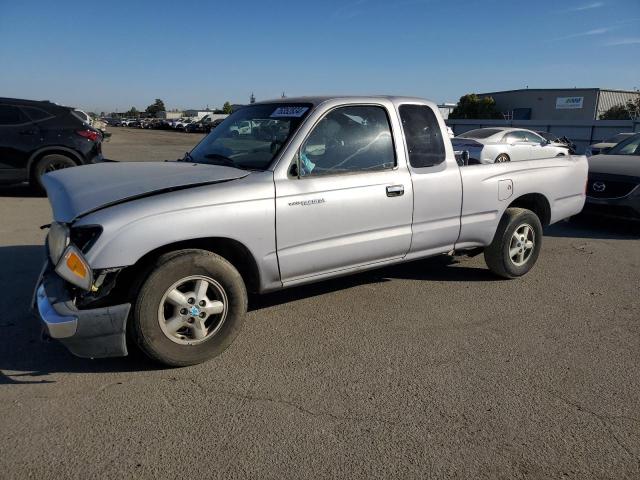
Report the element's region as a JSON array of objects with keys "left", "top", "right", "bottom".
[{"left": 43, "top": 161, "right": 249, "bottom": 223}]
